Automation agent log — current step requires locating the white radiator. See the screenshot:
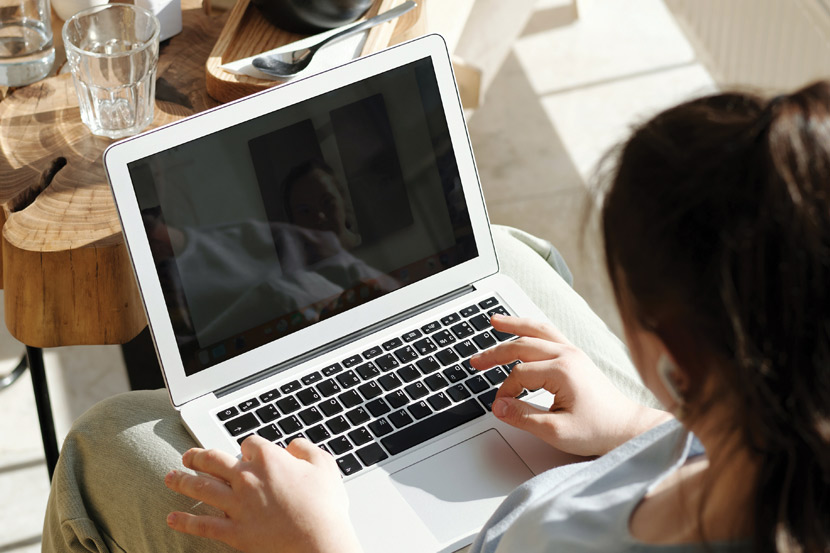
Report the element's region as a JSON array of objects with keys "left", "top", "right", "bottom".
[{"left": 664, "top": 0, "right": 830, "bottom": 92}]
